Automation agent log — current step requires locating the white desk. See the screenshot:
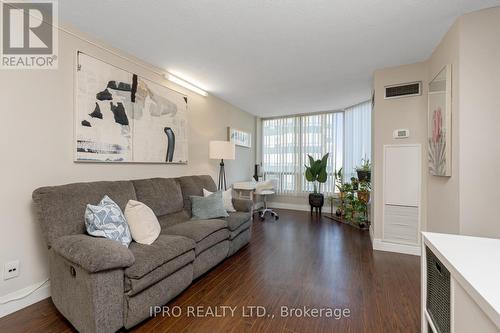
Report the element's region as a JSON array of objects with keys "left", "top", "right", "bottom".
[
  {"left": 232, "top": 181, "right": 268, "bottom": 209},
  {"left": 232, "top": 181, "right": 258, "bottom": 191},
  {"left": 422, "top": 232, "right": 500, "bottom": 332}
]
